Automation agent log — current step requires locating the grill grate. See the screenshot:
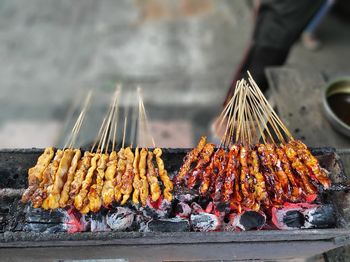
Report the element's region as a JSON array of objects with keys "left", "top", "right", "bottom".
[{"left": 0, "top": 148, "right": 349, "bottom": 261}]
